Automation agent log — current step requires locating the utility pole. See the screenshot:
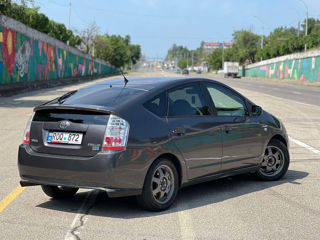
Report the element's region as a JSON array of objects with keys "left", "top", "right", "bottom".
[
  {"left": 299, "top": 0, "right": 308, "bottom": 52},
  {"left": 187, "top": 52, "right": 189, "bottom": 68},
  {"left": 67, "top": 0, "right": 72, "bottom": 45},
  {"left": 222, "top": 42, "right": 224, "bottom": 70},
  {"left": 68, "top": 0, "right": 72, "bottom": 30},
  {"left": 298, "top": 21, "right": 300, "bottom": 37},
  {"left": 192, "top": 51, "right": 194, "bottom": 69}
]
